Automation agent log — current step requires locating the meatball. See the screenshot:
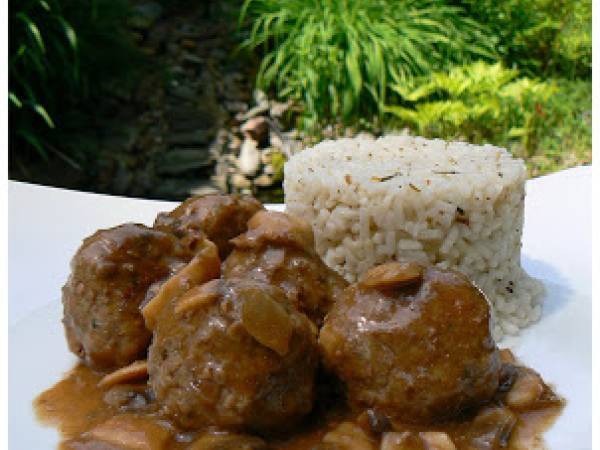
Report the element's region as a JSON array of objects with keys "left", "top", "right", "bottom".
[
  {"left": 148, "top": 278, "right": 318, "bottom": 431},
  {"left": 319, "top": 261, "right": 501, "bottom": 424},
  {"left": 222, "top": 210, "right": 347, "bottom": 325},
  {"left": 154, "top": 194, "right": 263, "bottom": 259},
  {"left": 62, "top": 223, "right": 190, "bottom": 369}
]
